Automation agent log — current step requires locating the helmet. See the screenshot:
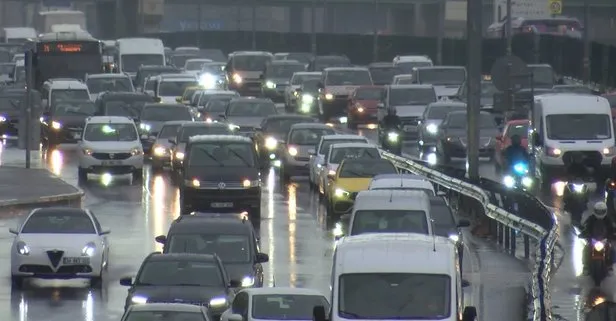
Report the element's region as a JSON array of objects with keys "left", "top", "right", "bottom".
[
  {"left": 593, "top": 202, "right": 608, "bottom": 219},
  {"left": 510, "top": 134, "right": 522, "bottom": 146}
]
